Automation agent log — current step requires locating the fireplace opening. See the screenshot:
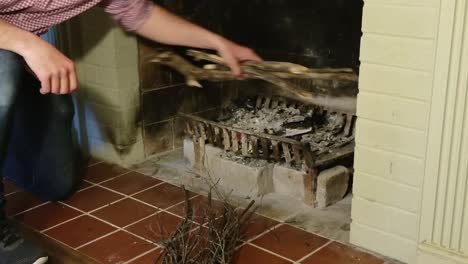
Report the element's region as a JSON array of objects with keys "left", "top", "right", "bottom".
[{"left": 137, "top": 0, "right": 363, "bottom": 242}]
